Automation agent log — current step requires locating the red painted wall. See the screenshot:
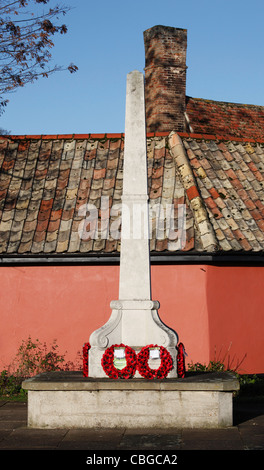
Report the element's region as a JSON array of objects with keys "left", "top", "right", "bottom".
[
  {"left": 206, "top": 266, "right": 264, "bottom": 374},
  {"left": 0, "top": 264, "right": 263, "bottom": 373},
  {"left": 151, "top": 265, "right": 210, "bottom": 366},
  {"left": 0, "top": 265, "right": 119, "bottom": 371}
]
